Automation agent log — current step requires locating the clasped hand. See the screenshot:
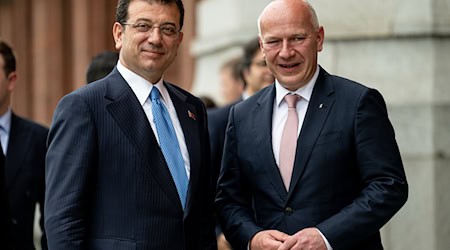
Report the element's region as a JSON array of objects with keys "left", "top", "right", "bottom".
[{"left": 249, "top": 228, "right": 327, "bottom": 250}]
